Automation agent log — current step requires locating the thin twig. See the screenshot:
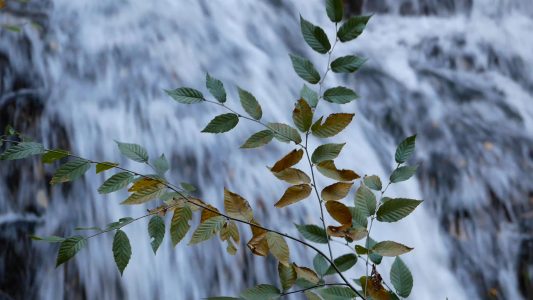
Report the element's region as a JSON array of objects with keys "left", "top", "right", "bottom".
[{"left": 280, "top": 283, "right": 348, "bottom": 297}]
